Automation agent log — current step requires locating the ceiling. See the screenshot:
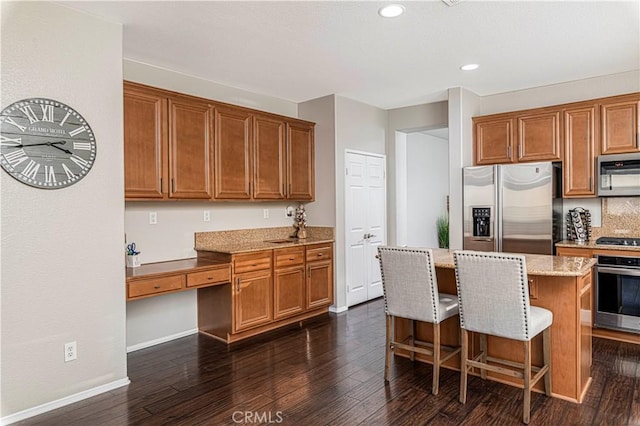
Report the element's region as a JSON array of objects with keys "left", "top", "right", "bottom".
[{"left": 57, "top": 1, "right": 639, "bottom": 110}]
